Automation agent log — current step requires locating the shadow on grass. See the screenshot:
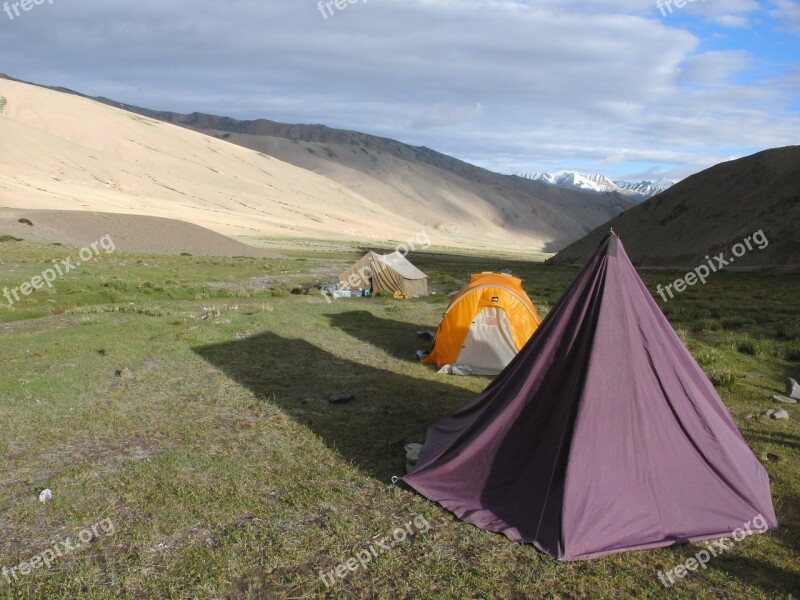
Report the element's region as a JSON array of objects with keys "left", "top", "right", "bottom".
[
  {"left": 325, "top": 310, "right": 435, "bottom": 361},
  {"left": 713, "top": 430, "right": 800, "bottom": 595},
  {"left": 707, "top": 533, "right": 800, "bottom": 596},
  {"left": 193, "top": 329, "right": 799, "bottom": 595},
  {"left": 748, "top": 432, "right": 800, "bottom": 451},
  {"left": 193, "top": 331, "right": 469, "bottom": 481}
]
